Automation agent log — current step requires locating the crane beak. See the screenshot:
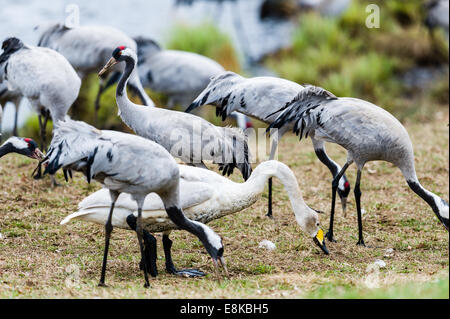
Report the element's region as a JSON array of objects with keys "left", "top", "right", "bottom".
[
  {"left": 340, "top": 196, "right": 348, "bottom": 217},
  {"left": 99, "top": 57, "right": 118, "bottom": 77},
  {"left": 31, "top": 148, "right": 45, "bottom": 160},
  {"left": 212, "top": 256, "right": 230, "bottom": 283},
  {"left": 313, "top": 228, "right": 329, "bottom": 255}
]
